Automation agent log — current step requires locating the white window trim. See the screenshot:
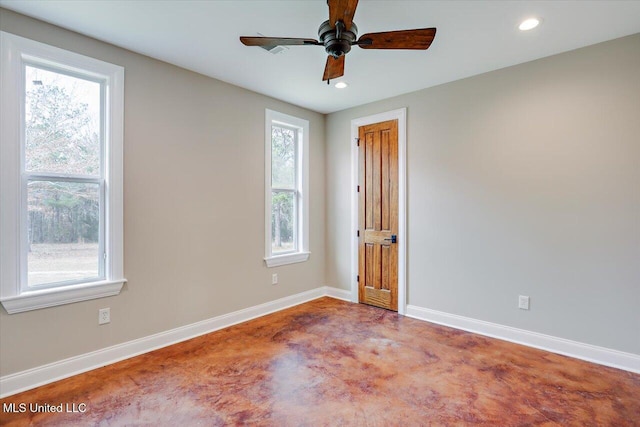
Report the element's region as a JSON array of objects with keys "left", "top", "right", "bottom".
[
  {"left": 264, "top": 109, "right": 310, "bottom": 268},
  {"left": 0, "top": 32, "right": 126, "bottom": 314}
]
